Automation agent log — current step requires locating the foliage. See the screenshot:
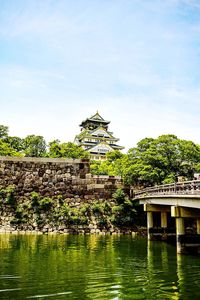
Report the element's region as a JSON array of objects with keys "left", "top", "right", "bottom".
[
  {"left": 14, "top": 204, "right": 29, "bottom": 222},
  {"left": 91, "top": 201, "right": 104, "bottom": 214},
  {"left": 102, "top": 202, "right": 112, "bottom": 213},
  {"left": 0, "top": 124, "right": 90, "bottom": 159},
  {"left": 48, "top": 140, "right": 89, "bottom": 159},
  {"left": 110, "top": 189, "right": 137, "bottom": 226},
  {"left": 125, "top": 134, "right": 200, "bottom": 186},
  {"left": 23, "top": 135, "right": 47, "bottom": 157},
  {"left": 79, "top": 203, "right": 91, "bottom": 215},
  {"left": 106, "top": 150, "right": 123, "bottom": 162},
  {"left": 68, "top": 207, "right": 89, "bottom": 225},
  {"left": 6, "top": 136, "right": 24, "bottom": 152},
  {"left": 96, "top": 216, "right": 109, "bottom": 227},
  {"left": 30, "top": 192, "right": 40, "bottom": 207},
  {"left": 91, "top": 134, "right": 200, "bottom": 187},
  {"left": 0, "top": 185, "right": 16, "bottom": 205},
  {"left": 90, "top": 151, "right": 125, "bottom": 176},
  {"left": 35, "top": 215, "right": 44, "bottom": 227},
  {"left": 30, "top": 192, "right": 53, "bottom": 211},
  {"left": 0, "top": 139, "right": 22, "bottom": 157},
  {"left": 38, "top": 197, "right": 53, "bottom": 210},
  {"left": 1, "top": 123, "right": 200, "bottom": 190},
  {"left": 60, "top": 203, "right": 70, "bottom": 218},
  {"left": 113, "top": 188, "right": 126, "bottom": 204},
  {"left": 0, "top": 125, "right": 9, "bottom": 139}
]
